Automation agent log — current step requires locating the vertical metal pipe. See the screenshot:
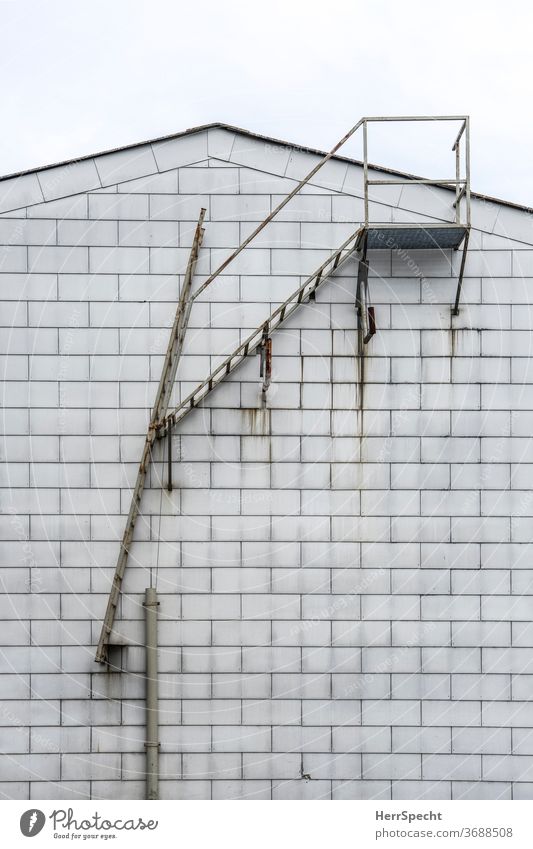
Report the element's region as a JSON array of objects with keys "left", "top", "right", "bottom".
[
  {"left": 145, "top": 587, "right": 159, "bottom": 800},
  {"left": 363, "top": 121, "right": 369, "bottom": 226}
]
